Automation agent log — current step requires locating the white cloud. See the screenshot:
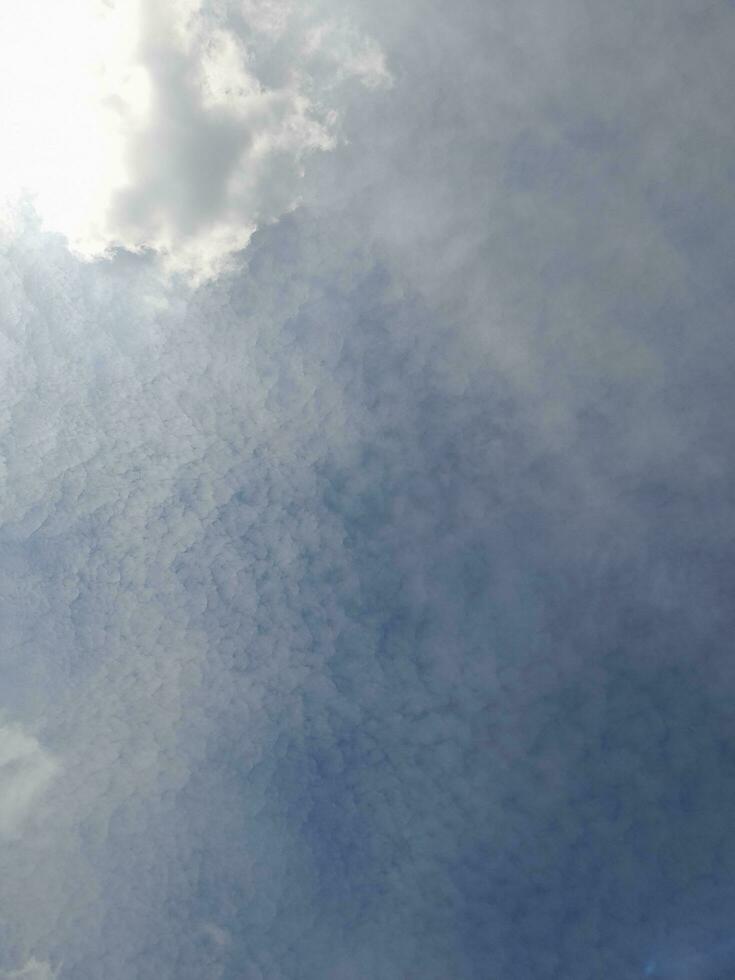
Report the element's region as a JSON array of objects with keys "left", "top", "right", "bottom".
[
  {"left": 0, "top": 724, "right": 57, "bottom": 838},
  {"left": 303, "top": 19, "right": 392, "bottom": 90},
  {"left": 1, "top": 960, "right": 58, "bottom": 980},
  {"left": 0, "top": 0, "right": 389, "bottom": 281}
]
